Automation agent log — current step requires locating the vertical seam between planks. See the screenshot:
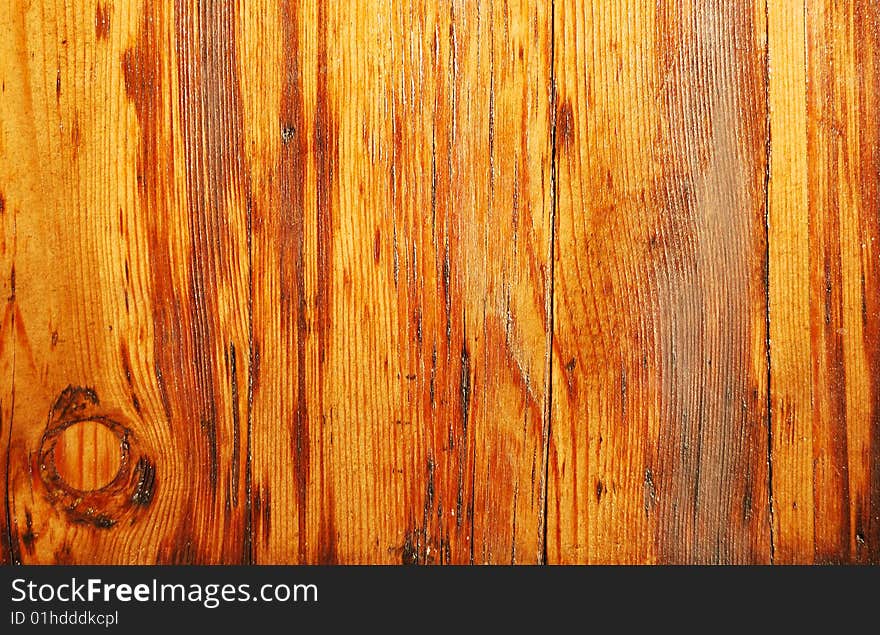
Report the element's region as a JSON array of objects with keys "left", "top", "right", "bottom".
[
  {"left": 540, "top": 0, "right": 558, "bottom": 566},
  {"left": 764, "top": 0, "right": 776, "bottom": 565},
  {"left": 244, "top": 193, "right": 255, "bottom": 564}
]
